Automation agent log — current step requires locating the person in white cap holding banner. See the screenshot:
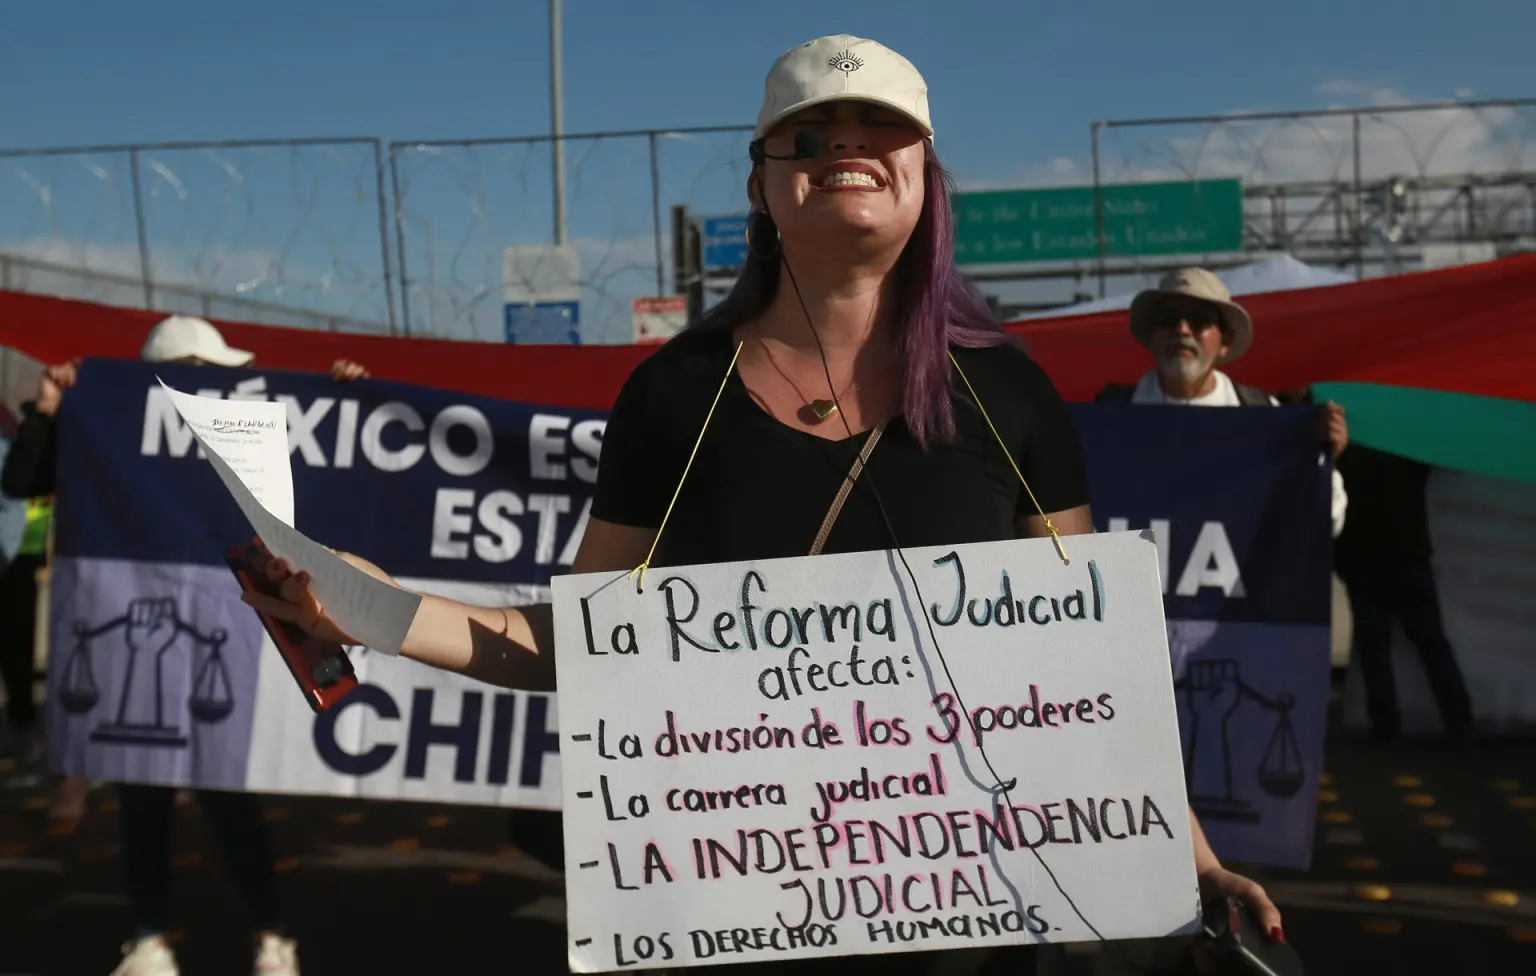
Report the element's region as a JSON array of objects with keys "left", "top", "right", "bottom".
[
  {"left": 247, "top": 36, "right": 1283, "bottom": 974},
  {"left": 1098, "top": 267, "right": 1349, "bottom": 537},
  {"left": 6, "top": 313, "right": 367, "bottom": 976}
]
